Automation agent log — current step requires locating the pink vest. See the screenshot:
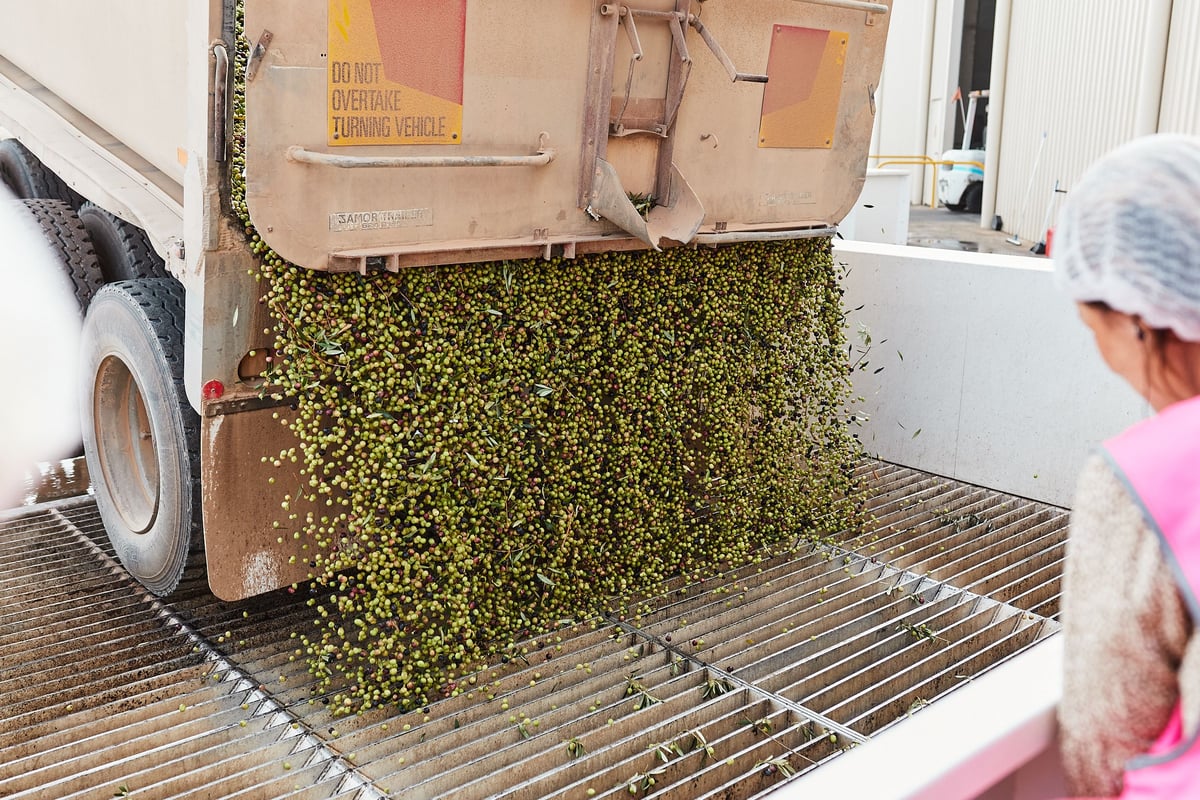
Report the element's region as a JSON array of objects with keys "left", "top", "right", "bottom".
[{"left": 1100, "top": 394, "right": 1200, "bottom": 799}]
